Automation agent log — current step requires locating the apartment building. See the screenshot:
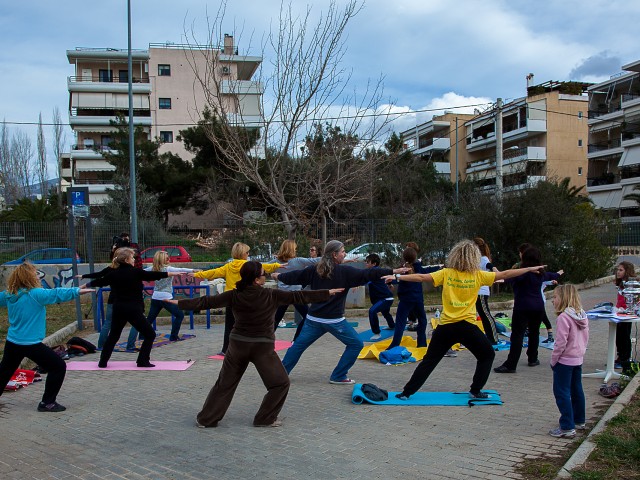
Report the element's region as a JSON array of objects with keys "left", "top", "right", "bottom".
[
  {"left": 586, "top": 60, "right": 640, "bottom": 219},
  {"left": 464, "top": 79, "right": 590, "bottom": 194},
  {"left": 60, "top": 35, "right": 263, "bottom": 205},
  {"left": 399, "top": 112, "right": 474, "bottom": 182}
]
